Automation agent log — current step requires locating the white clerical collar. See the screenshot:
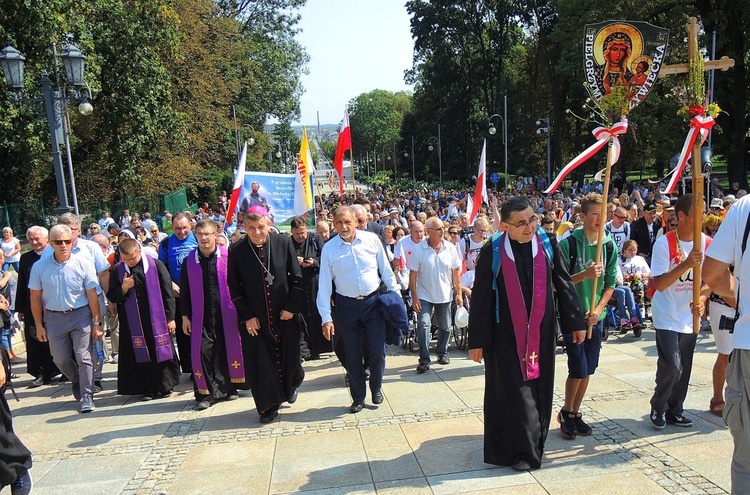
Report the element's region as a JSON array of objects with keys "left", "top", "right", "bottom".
[{"left": 503, "top": 232, "right": 538, "bottom": 262}]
